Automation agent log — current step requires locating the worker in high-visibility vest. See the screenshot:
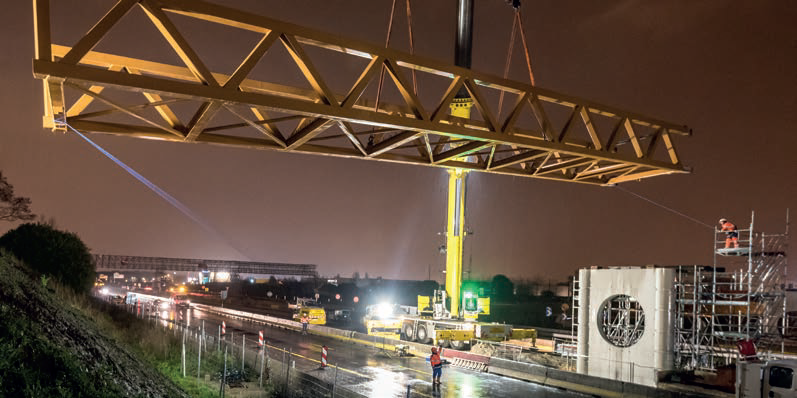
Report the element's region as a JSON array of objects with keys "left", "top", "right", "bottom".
[
  {"left": 301, "top": 313, "right": 309, "bottom": 335},
  {"left": 429, "top": 347, "right": 442, "bottom": 385},
  {"left": 719, "top": 218, "right": 740, "bottom": 248}
]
